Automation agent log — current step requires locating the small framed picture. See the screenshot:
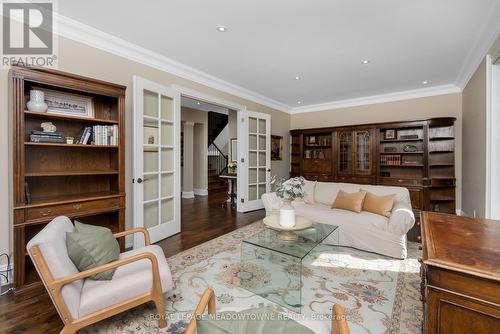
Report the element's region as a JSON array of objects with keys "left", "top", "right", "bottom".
[
  {"left": 385, "top": 129, "right": 396, "bottom": 140},
  {"left": 34, "top": 87, "right": 94, "bottom": 118},
  {"left": 271, "top": 135, "right": 283, "bottom": 160},
  {"left": 144, "top": 125, "right": 158, "bottom": 145}
]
